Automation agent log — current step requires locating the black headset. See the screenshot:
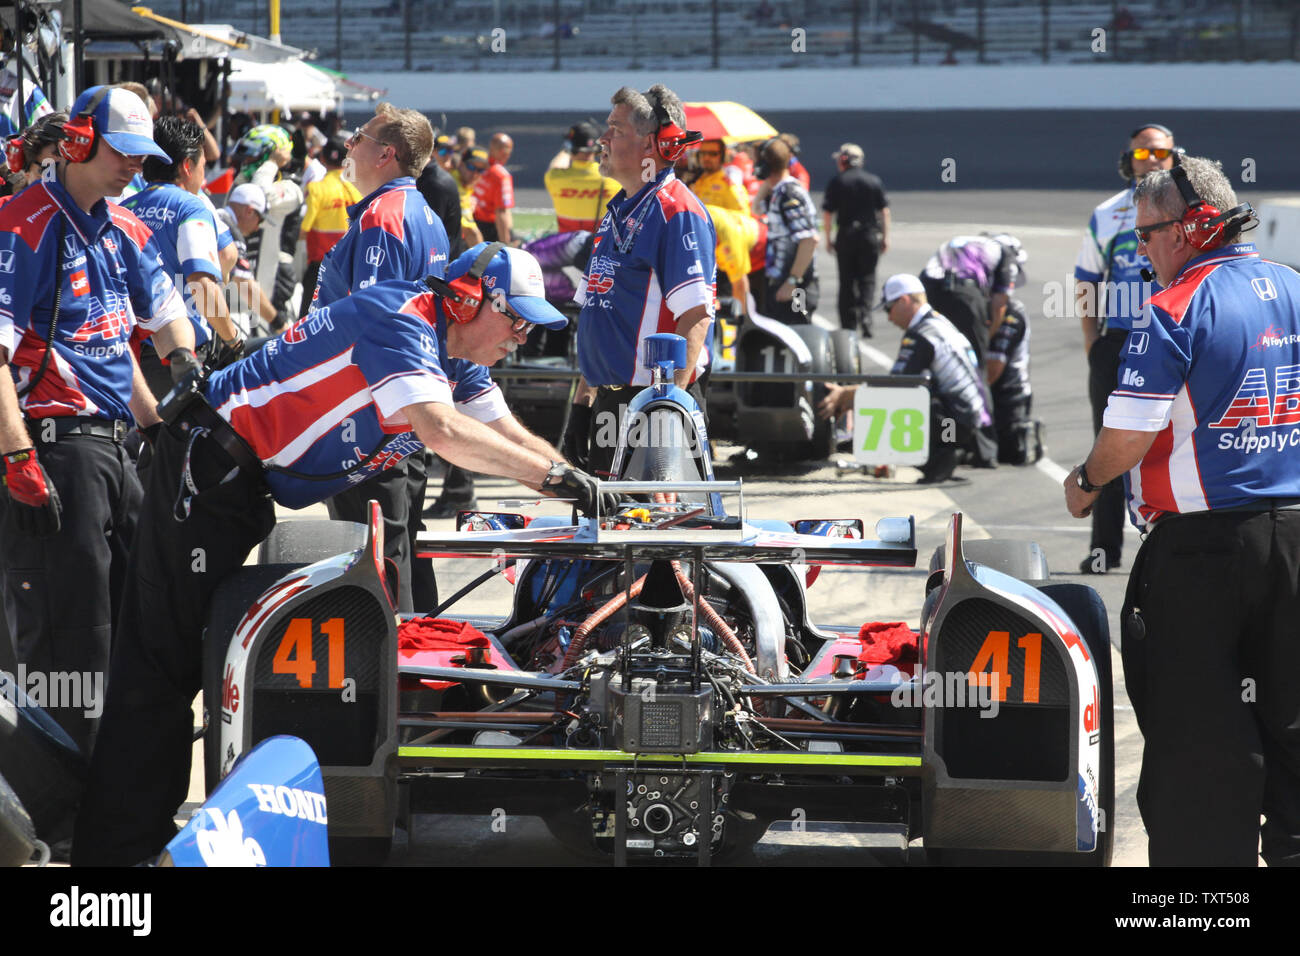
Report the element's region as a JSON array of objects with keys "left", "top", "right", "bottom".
[{"left": 1118, "top": 123, "right": 1185, "bottom": 181}]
